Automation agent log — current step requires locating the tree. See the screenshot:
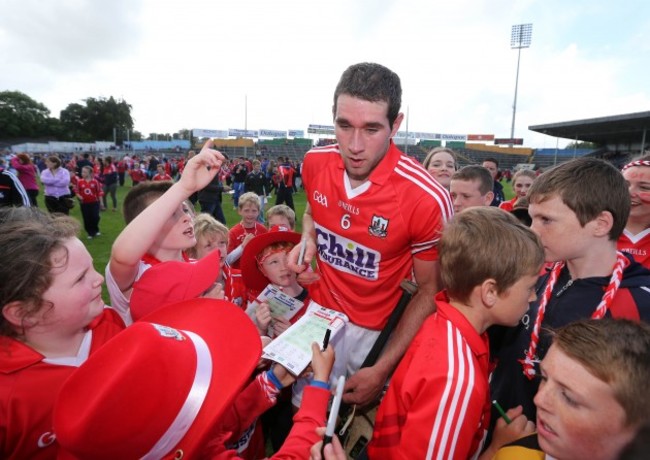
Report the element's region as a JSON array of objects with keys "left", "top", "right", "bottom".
[
  {"left": 59, "top": 96, "right": 134, "bottom": 144},
  {"left": 0, "top": 91, "right": 54, "bottom": 138}
]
